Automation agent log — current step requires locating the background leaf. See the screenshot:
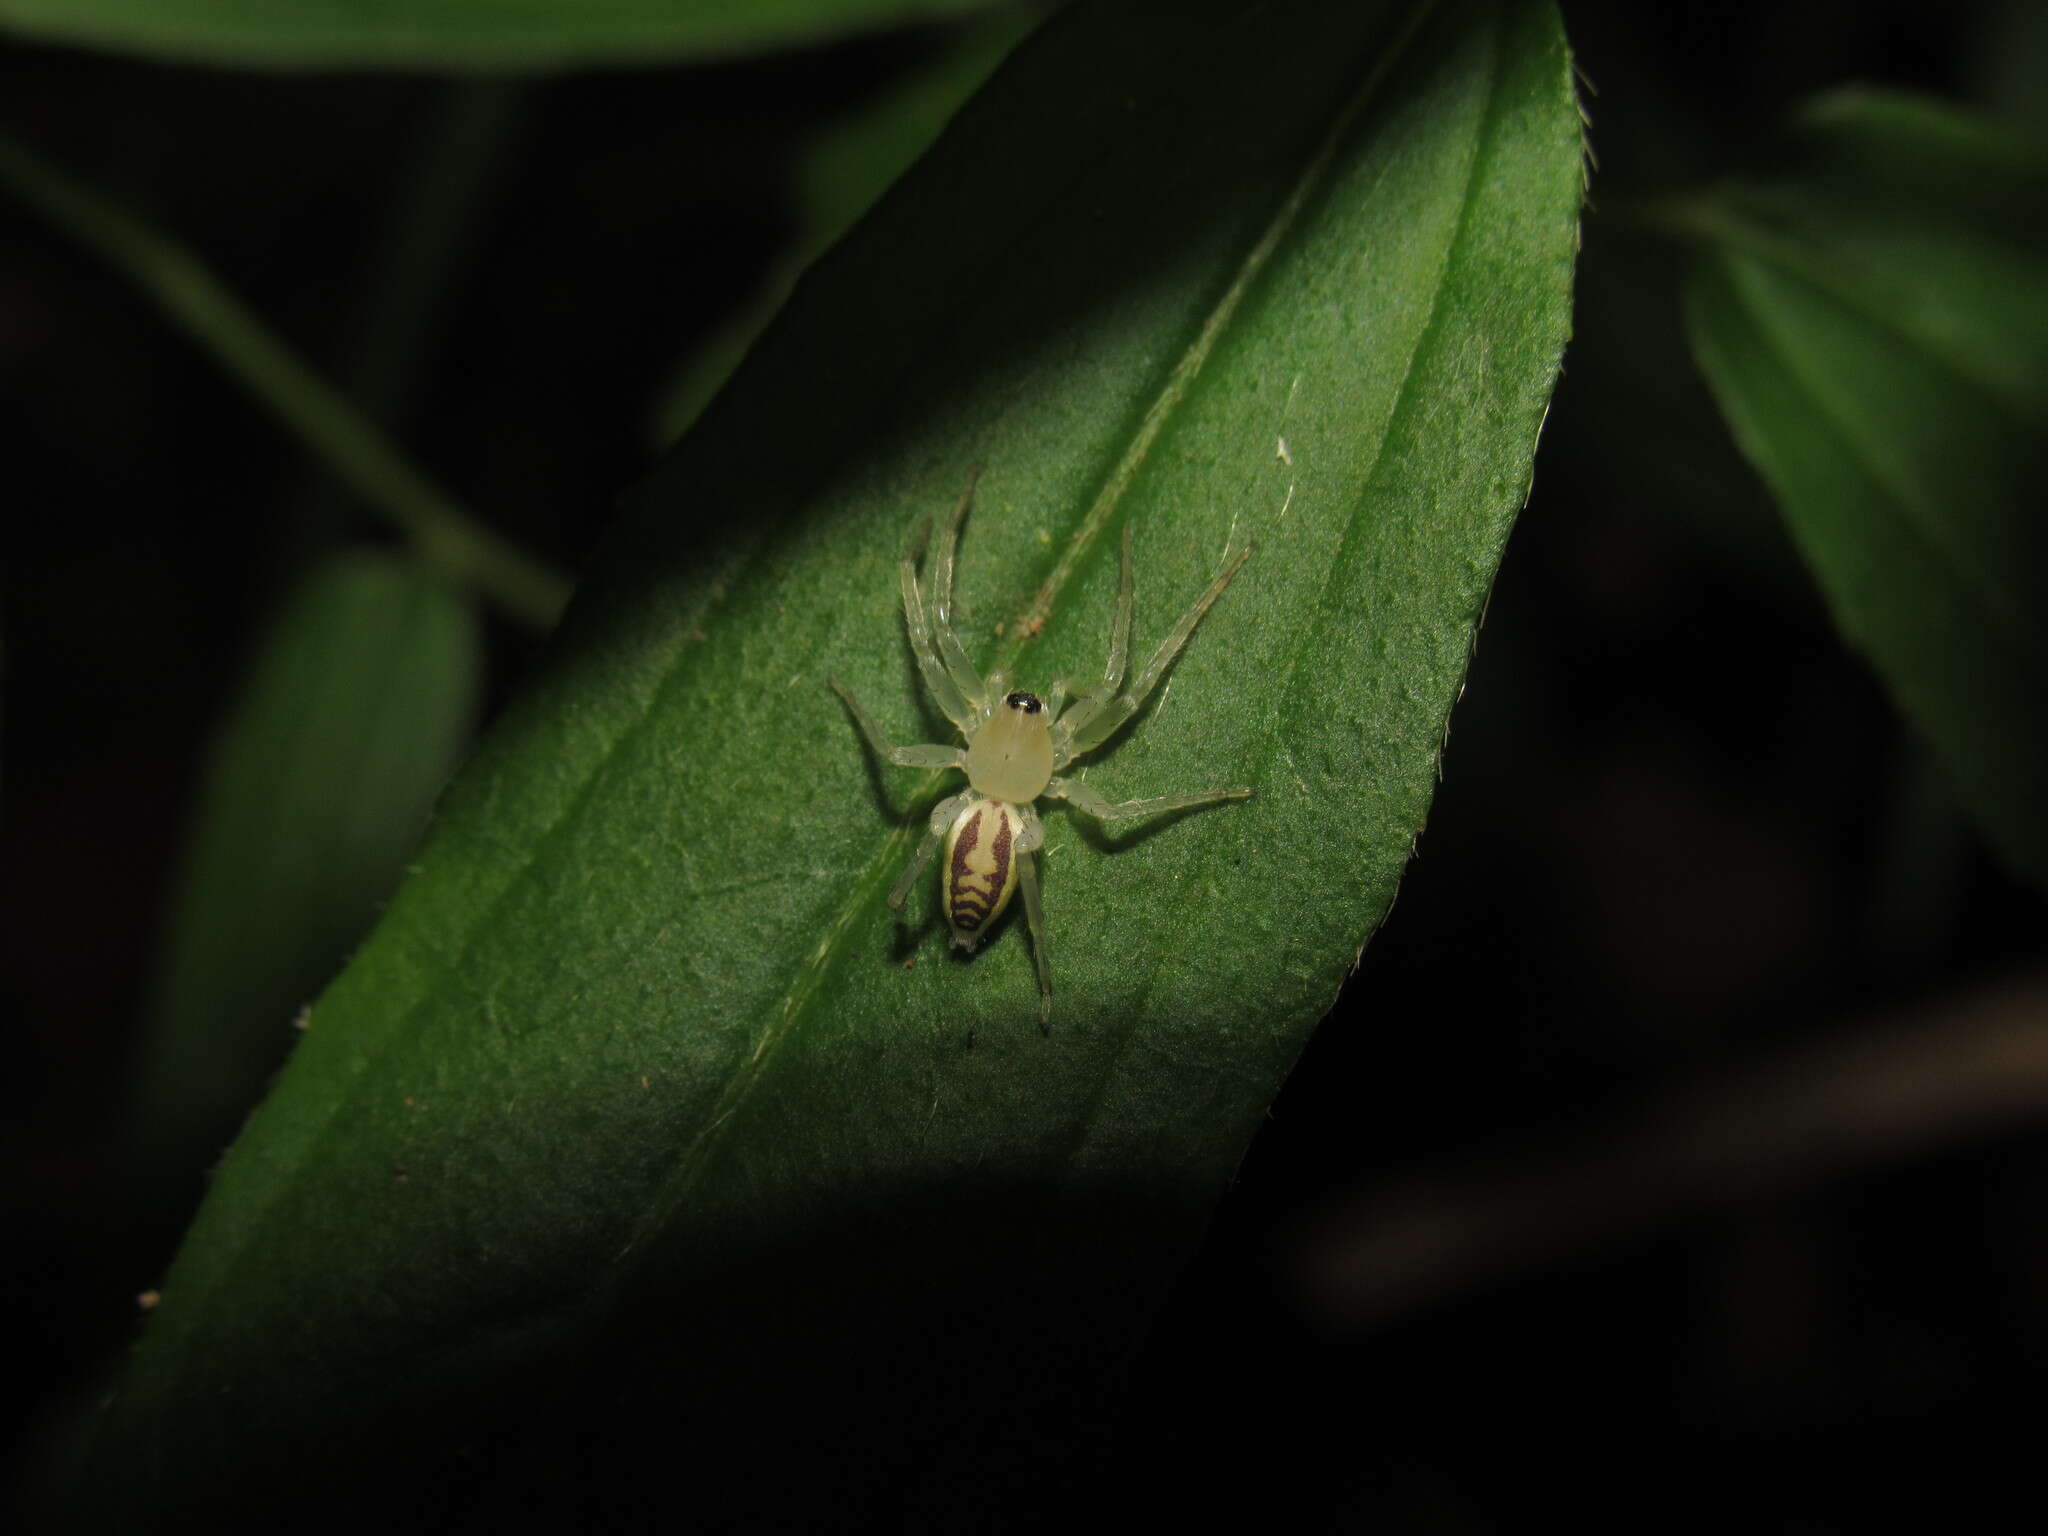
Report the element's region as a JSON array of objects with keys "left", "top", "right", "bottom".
[
  {"left": 0, "top": 0, "right": 1002, "bottom": 69},
  {"left": 125, "top": 553, "right": 480, "bottom": 1242},
  {"left": 76, "top": 1, "right": 1583, "bottom": 1527},
  {"left": 1680, "top": 90, "right": 2048, "bottom": 886},
  {"left": 647, "top": 9, "right": 1041, "bottom": 444}
]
